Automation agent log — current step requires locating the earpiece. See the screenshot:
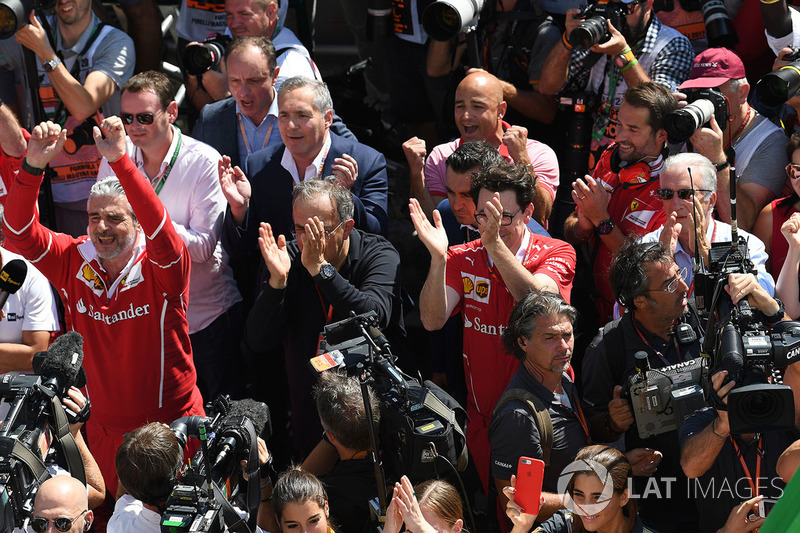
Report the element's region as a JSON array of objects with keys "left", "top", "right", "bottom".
[{"left": 84, "top": 518, "right": 91, "bottom": 531}]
